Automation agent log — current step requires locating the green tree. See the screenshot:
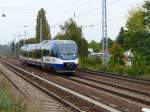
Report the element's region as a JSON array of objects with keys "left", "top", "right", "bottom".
[
  {"left": 101, "top": 38, "right": 113, "bottom": 49},
  {"left": 18, "top": 39, "right": 25, "bottom": 47},
  {"left": 109, "top": 42, "right": 124, "bottom": 65},
  {"left": 125, "top": 7, "right": 146, "bottom": 50},
  {"left": 108, "top": 38, "right": 113, "bottom": 48},
  {"left": 26, "top": 37, "right": 37, "bottom": 44},
  {"left": 36, "top": 8, "right": 51, "bottom": 42},
  {"left": 125, "top": 6, "right": 150, "bottom": 64},
  {"left": 143, "top": 0, "right": 150, "bottom": 29},
  {"left": 54, "top": 19, "right": 88, "bottom": 57},
  {"left": 126, "top": 8, "right": 146, "bottom": 33},
  {"left": 54, "top": 33, "right": 64, "bottom": 40},
  {"left": 116, "top": 27, "right": 125, "bottom": 48},
  {"left": 89, "top": 40, "right": 101, "bottom": 52}
]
